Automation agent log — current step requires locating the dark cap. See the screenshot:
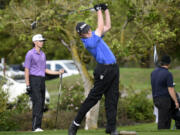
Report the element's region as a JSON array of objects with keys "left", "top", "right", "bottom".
[
  {"left": 76, "top": 22, "right": 90, "bottom": 34},
  {"left": 160, "top": 55, "right": 171, "bottom": 65}
]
